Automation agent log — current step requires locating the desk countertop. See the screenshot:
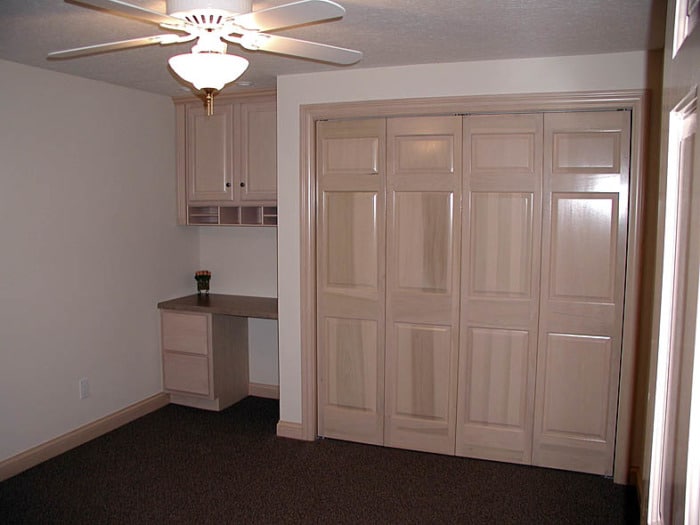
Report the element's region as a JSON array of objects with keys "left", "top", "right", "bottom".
[{"left": 157, "top": 294, "right": 278, "bottom": 320}]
